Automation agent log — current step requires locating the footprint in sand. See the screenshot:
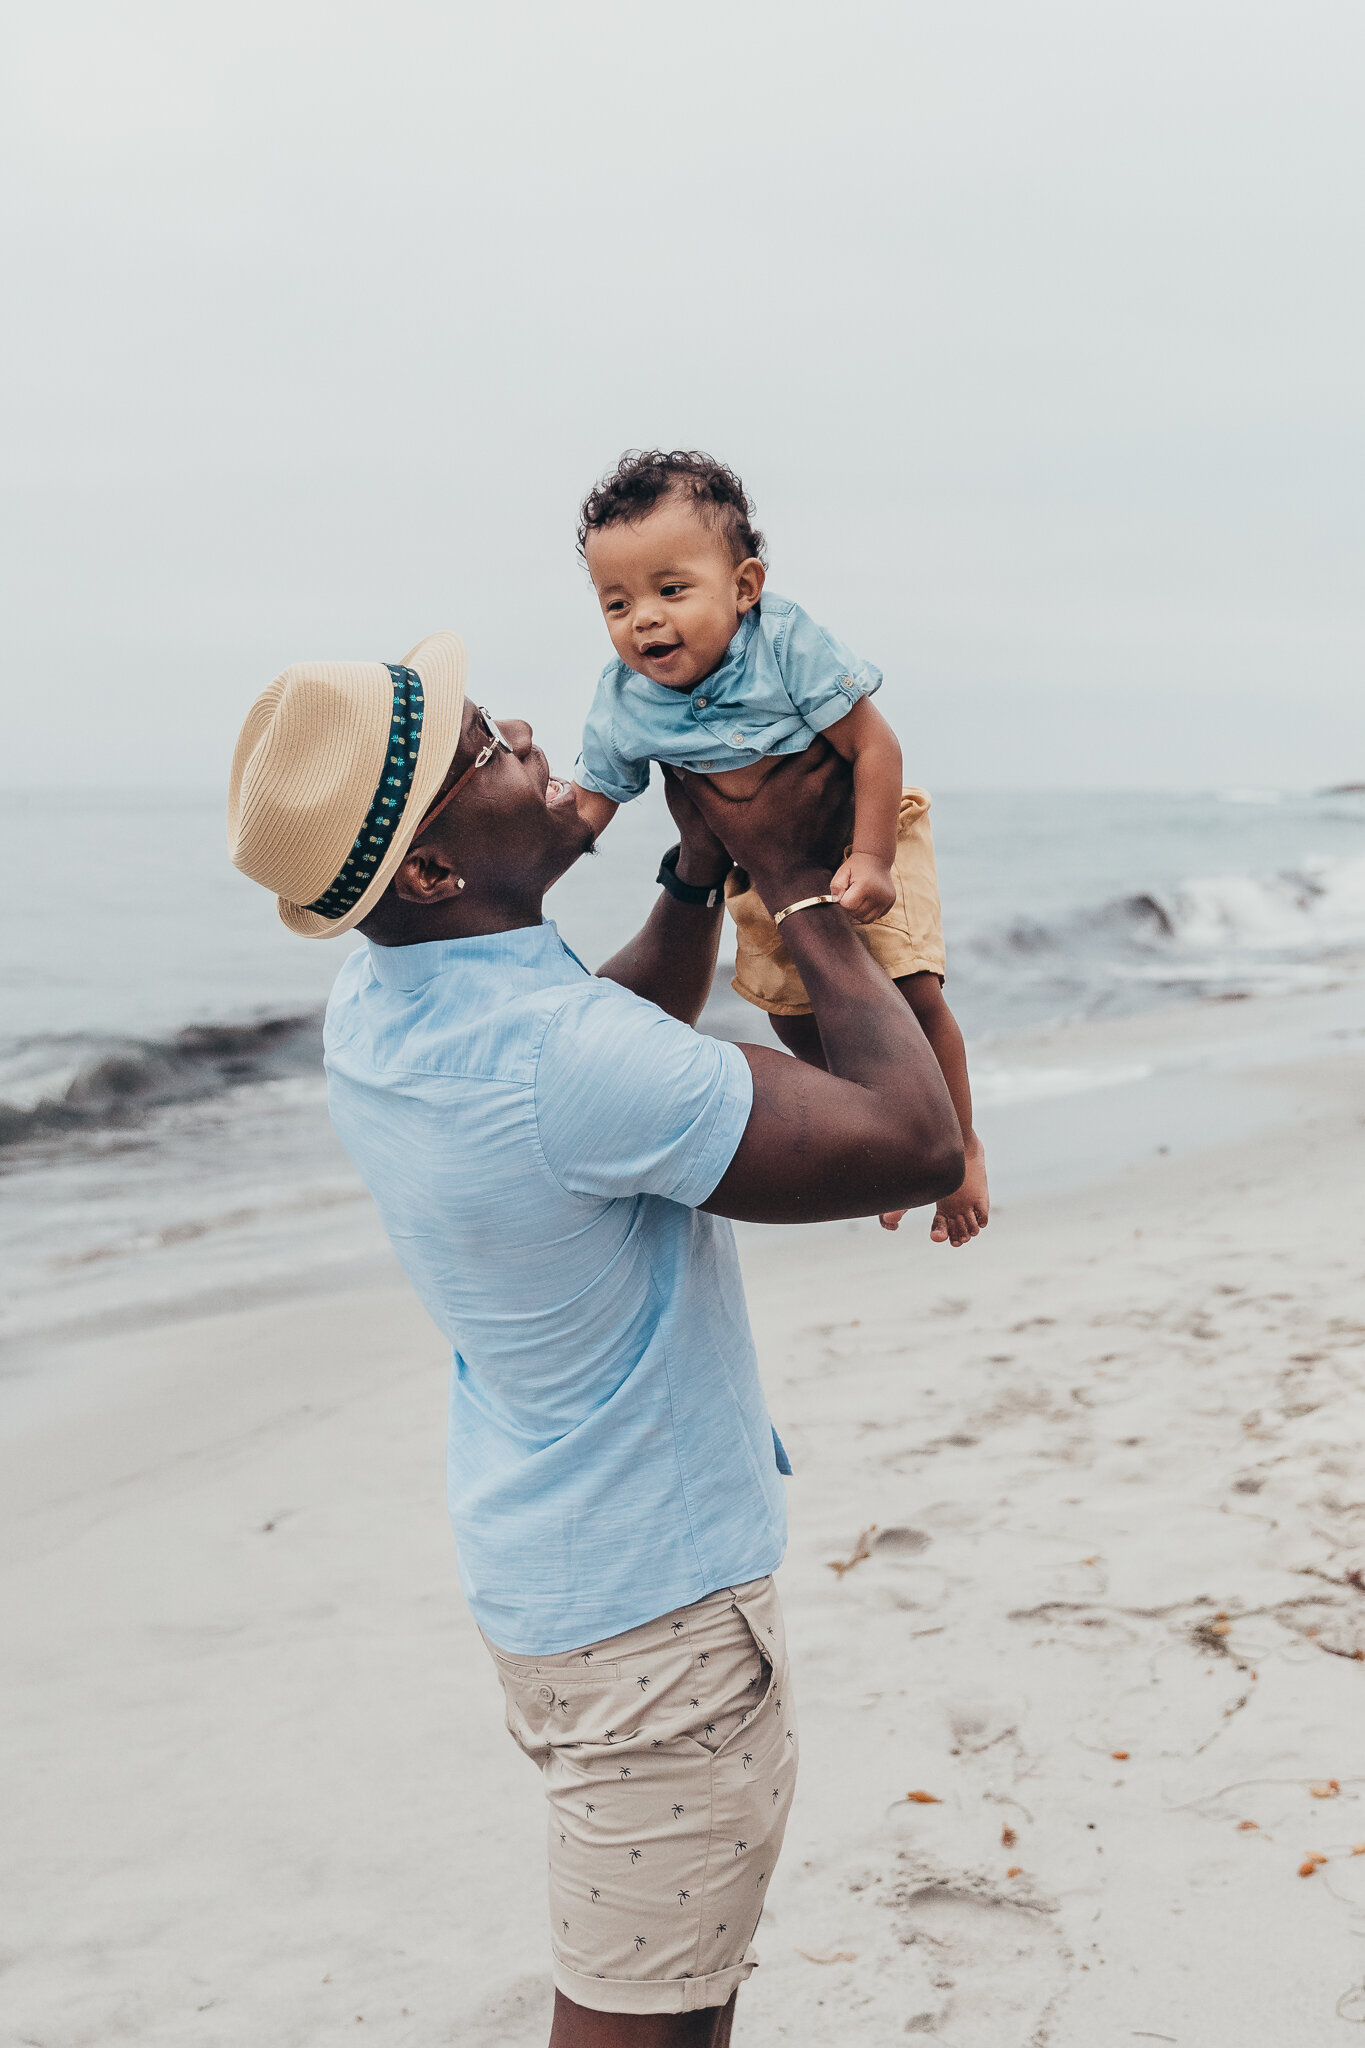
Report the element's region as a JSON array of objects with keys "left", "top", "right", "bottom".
[
  {"left": 461, "top": 1972, "right": 554, "bottom": 2046},
  {"left": 890, "top": 1880, "right": 1070, "bottom": 2045}
]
